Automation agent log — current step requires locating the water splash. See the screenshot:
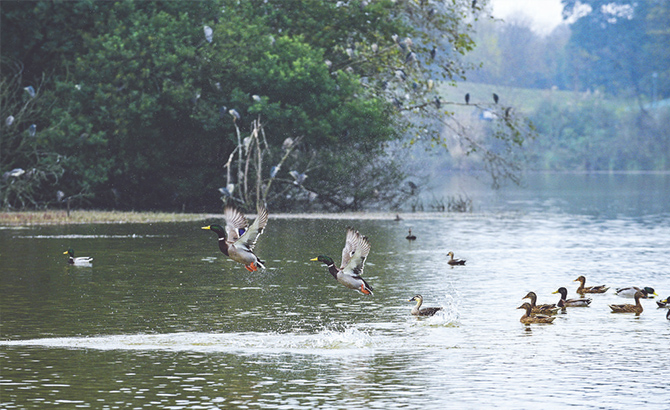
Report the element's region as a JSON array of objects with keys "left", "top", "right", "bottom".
[{"left": 0, "top": 327, "right": 375, "bottom": 355}]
